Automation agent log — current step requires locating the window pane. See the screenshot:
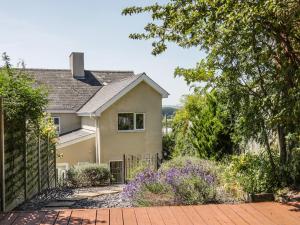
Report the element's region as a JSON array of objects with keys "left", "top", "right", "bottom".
[
  {"left": 52, "top": 117, "right": 60, "bottom": 134},
  {"left": 136, "top": 113, "right": 144, "bottom": 129},
  {"left": 53, "top": 117, "right": 60, "bottom": 125},
  {"left": 118, "top": 113, "right": 134, "bottom": 130}
]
